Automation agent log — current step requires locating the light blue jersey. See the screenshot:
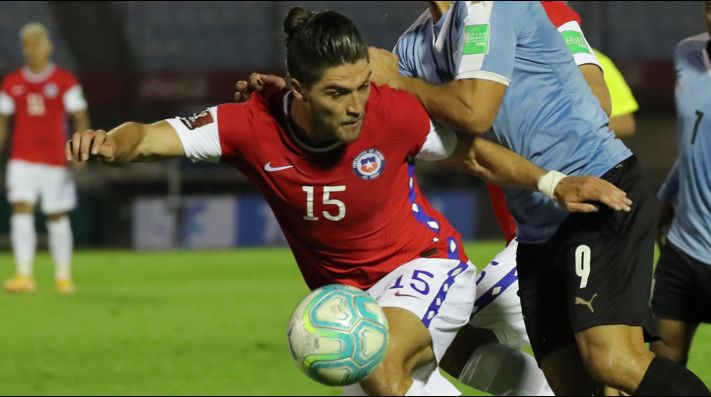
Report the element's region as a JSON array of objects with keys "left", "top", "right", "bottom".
[
  {"left": 658, "top": 33, "right": 711, "bottom": 266},
  {"left": 394, "top": 1, "right": 632, "bottom": 243}
]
